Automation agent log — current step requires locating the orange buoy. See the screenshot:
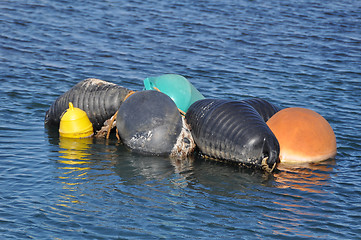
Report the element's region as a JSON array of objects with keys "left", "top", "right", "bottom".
[{"left": 266, "top": 107, "right": 336, "bottom": 163}]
